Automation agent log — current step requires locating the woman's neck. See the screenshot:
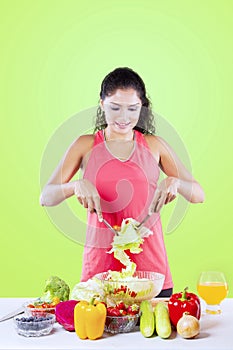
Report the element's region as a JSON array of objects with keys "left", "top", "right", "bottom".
[{"left": 104, "top": 127, "right": 134, "bottom": 141}]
